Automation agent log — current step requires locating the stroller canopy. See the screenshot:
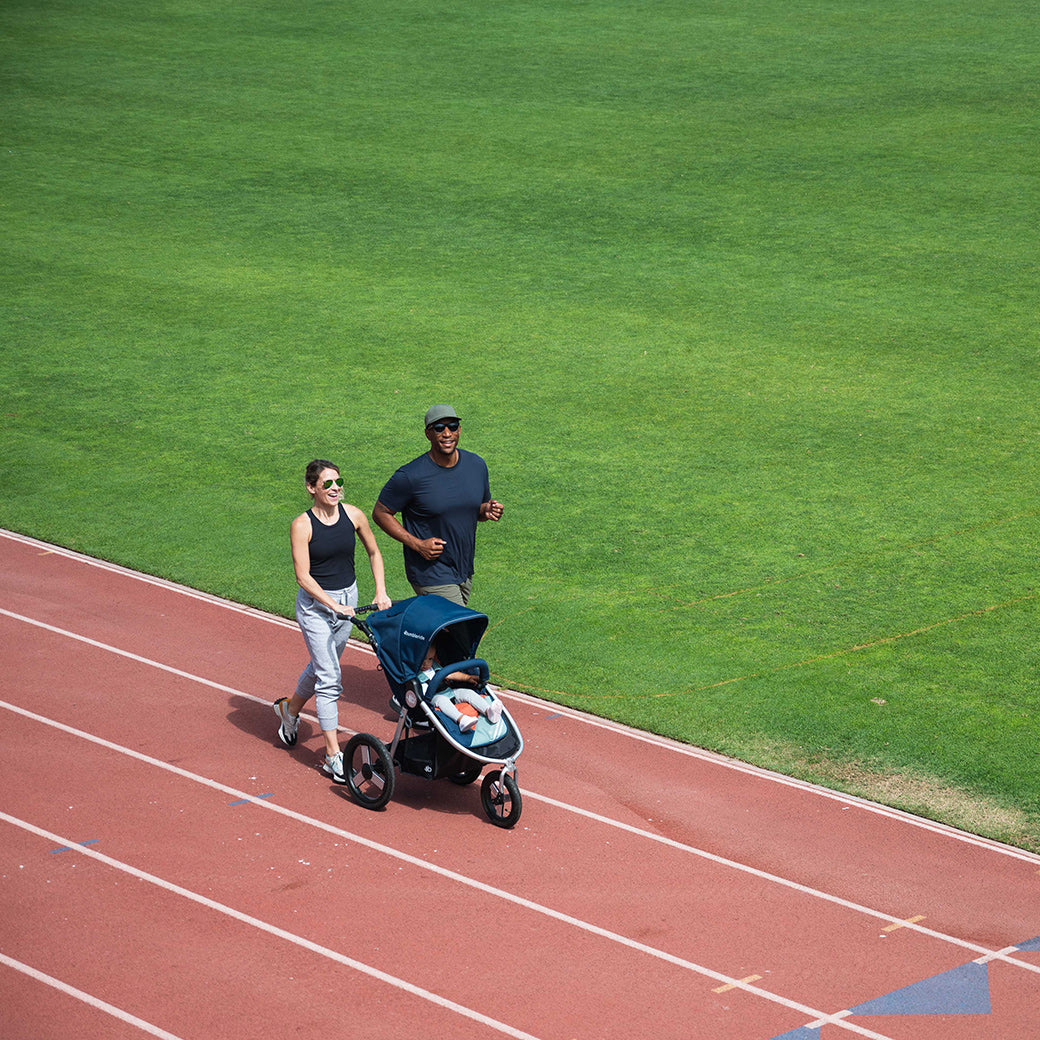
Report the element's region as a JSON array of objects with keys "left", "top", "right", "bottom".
[{"left": 364, "top": 596, "right": 489, "bottom": 685}]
